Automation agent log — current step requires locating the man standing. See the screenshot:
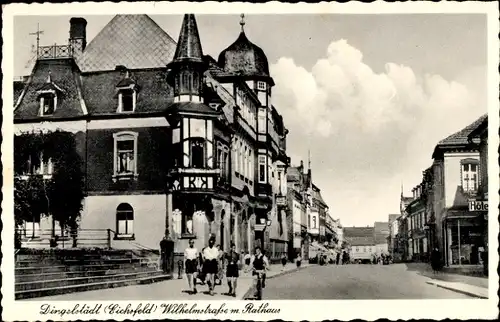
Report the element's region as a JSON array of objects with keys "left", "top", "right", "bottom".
[
  {"left": 225, "top": 243, "right": 240, "bottom": 297},
  {"left": 184, "top": 239, "right": 198, "bottom": 294},
  {"left": 203, "top": 237, "right": 219, "bottom": 295}
]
